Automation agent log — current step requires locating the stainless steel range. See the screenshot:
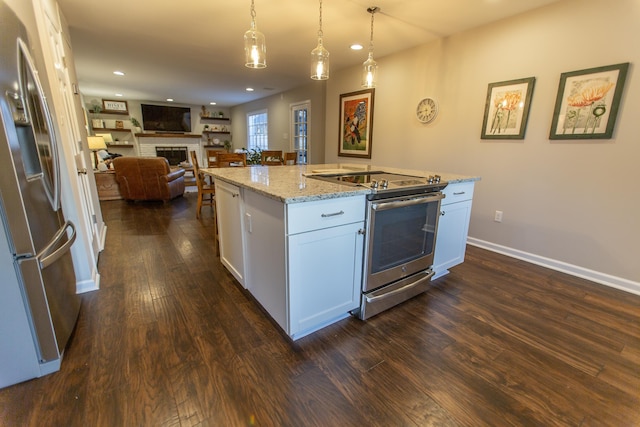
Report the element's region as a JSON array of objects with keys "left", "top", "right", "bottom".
[{"left": 308, "top": 170, "right": 447, "bottom": 319}]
